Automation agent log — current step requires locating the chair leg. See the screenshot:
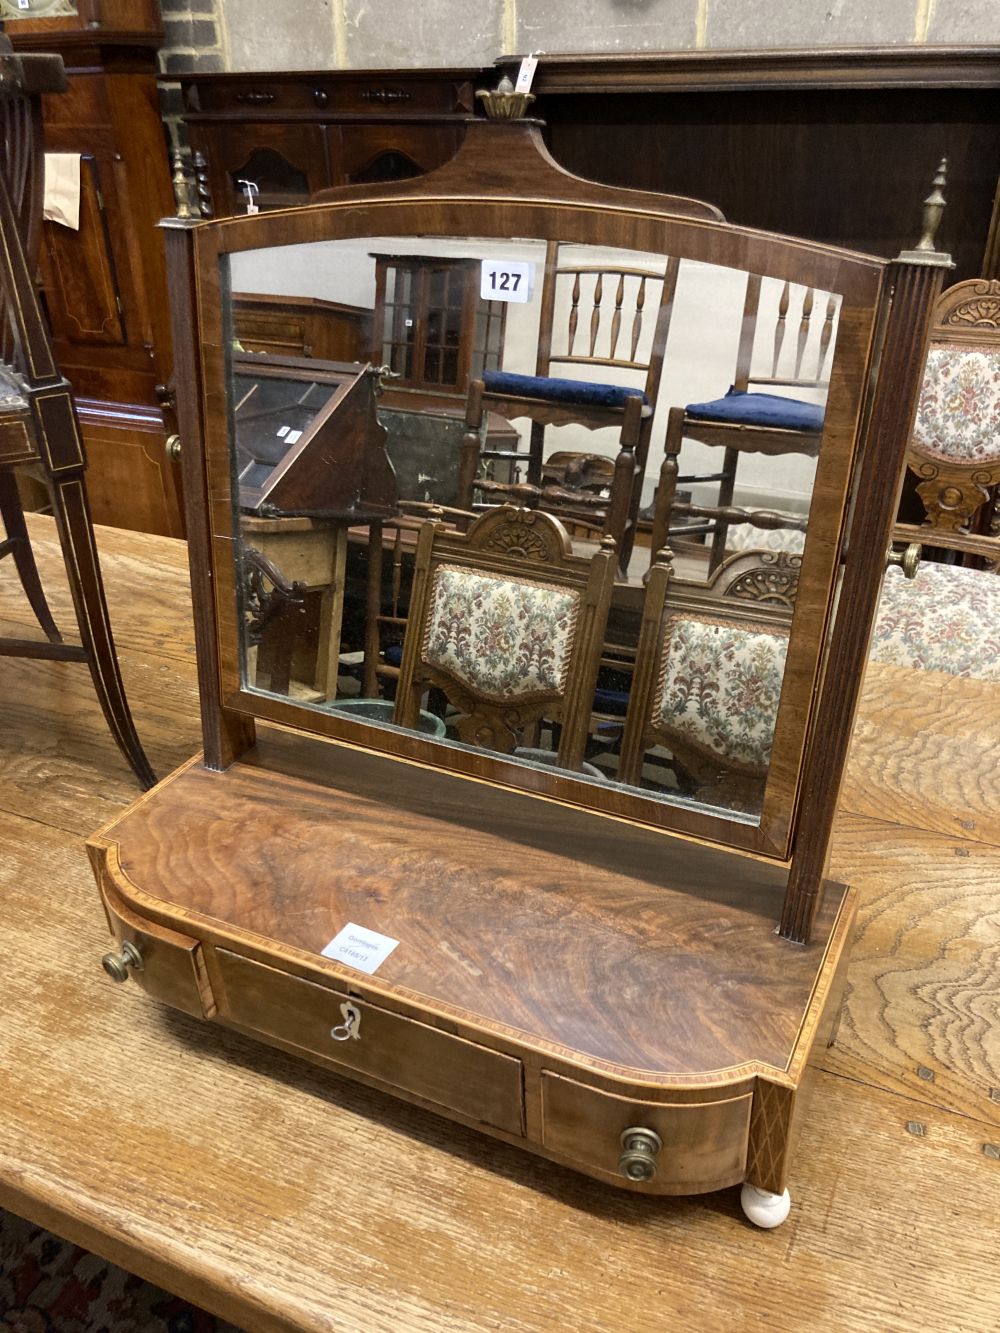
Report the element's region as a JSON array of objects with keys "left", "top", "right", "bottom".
[
  {"left": 649, "top": 406, "right": 686, "bottom": 560},
  {"left": 708, "top": 446, "right": 739, "bottom": 575},
  {"left": 47, "top": 473, "right": 156, "bottom": 790},
  {"left": 0, "top": 468, "right": 63, "bottom": 643},
  {"left": 458, "top": 381, "right": 485, "bottom": 509},
  {"left": 526, "top": 421, "right": 546, "bottom": 487}
]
